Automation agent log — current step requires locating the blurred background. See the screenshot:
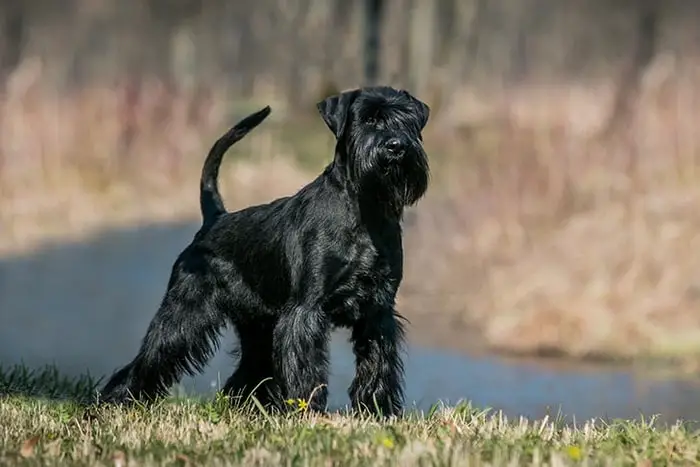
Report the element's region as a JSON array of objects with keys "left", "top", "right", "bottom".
[{"left": 3, "top": 0, "right": 700, "bottom": 423}]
